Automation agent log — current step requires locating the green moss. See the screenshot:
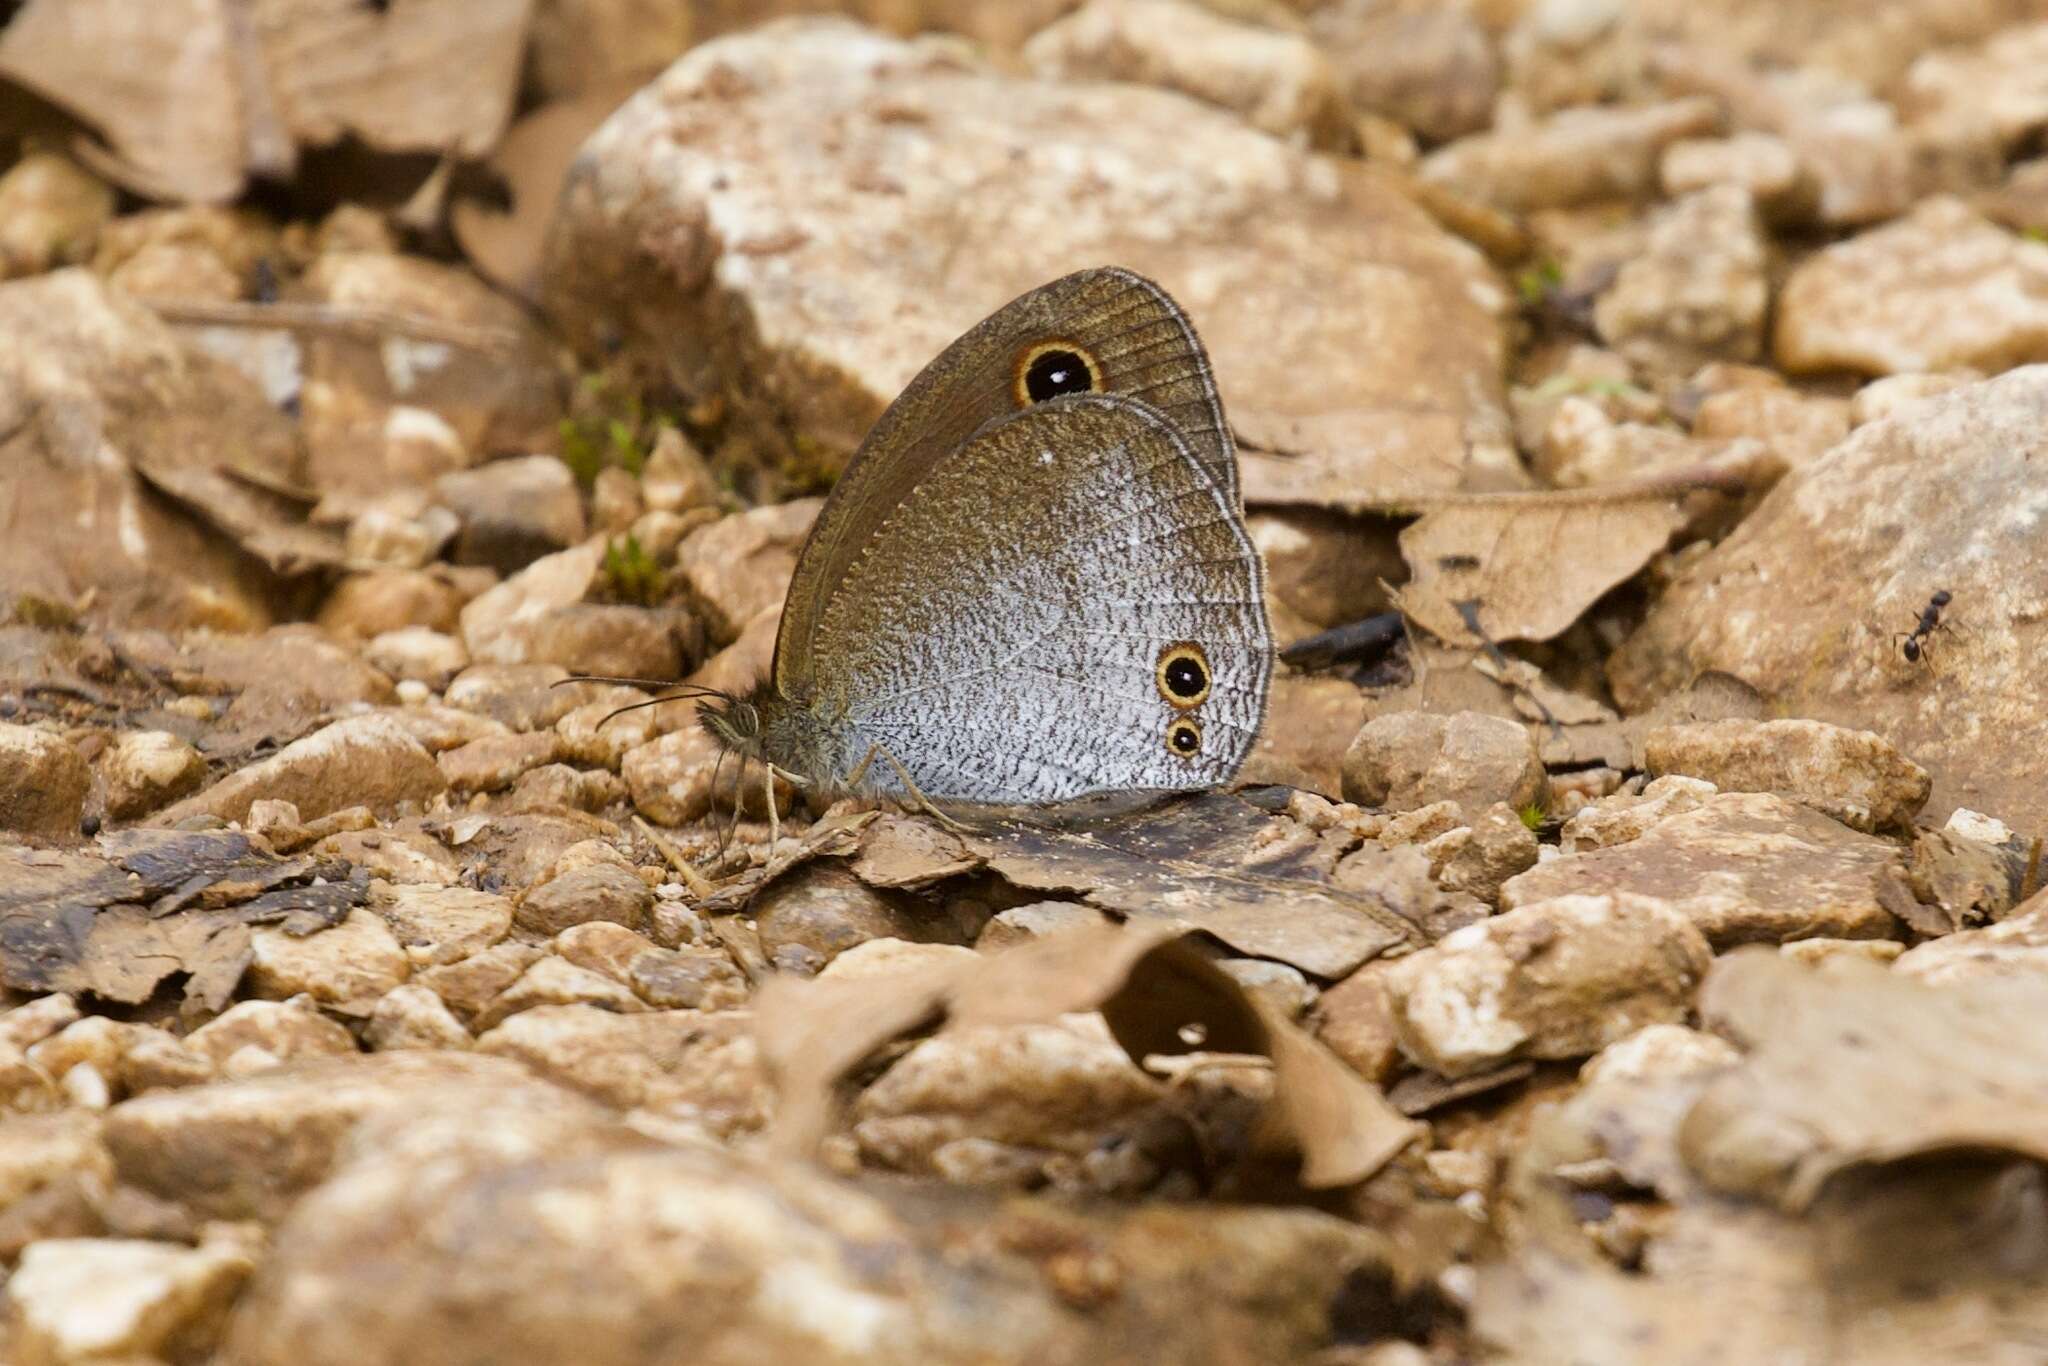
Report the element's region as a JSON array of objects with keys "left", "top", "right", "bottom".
[
  {"left": 1514, "top": 258, "right": 1564, "bottom": 308},
  {"left": 1517, "top": 801, "right": 1547, "bottom": 832},
  {"left": 599, "top": 534, "right": 666, "bottom": 607}
]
